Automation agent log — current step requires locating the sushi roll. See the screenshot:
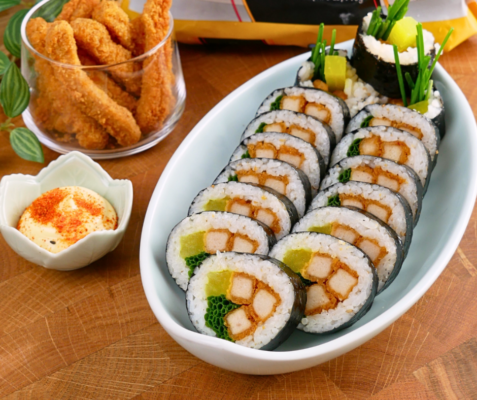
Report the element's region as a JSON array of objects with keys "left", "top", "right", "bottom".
[
  {"left": 166, "top": 211, "right": 277, "bottom": 290},
  {"left": 321, "top": 156, "right": 423, "bottom": 225},
  {"left": 231, "top": 132, "right": 324, "bottom": 196},
  {"left": 351, "top": 10, "right": 437, "bottom": 98},
  {"left": 309, "top": 181, "right": 413, "bottom": 255},
  {"left": 256, "top": 87, "right": 350, "bottom": 142},
  {"left": 186, "top": 252, "right": 306, "bottom": 350},
  {"left": 269, "top": 232, "right": 378, "bottom": 333},
  {"left": 293, "top": 207, "right": 403, "bottom": 293},
  {"left": 346, "top": 104, "right": 440, "bottom": 168},
  {"left": 241, "top": 110, "right": 334, "bottom": 165},
  {"left": 331, "top": 126, "right": 431, "bottom": 192},
  {"left": 214, "top": 158, "right": 312, "bottom": 218},
  {"left": 189, "top": 182, "right": 298, "bottom": 240}
]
